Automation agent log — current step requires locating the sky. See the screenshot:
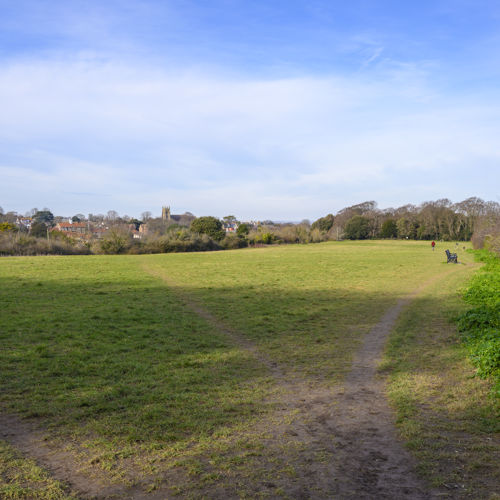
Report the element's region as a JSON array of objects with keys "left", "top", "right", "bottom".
[{"left": 1, "top": 0, "right": 499, "bottom": 221}]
